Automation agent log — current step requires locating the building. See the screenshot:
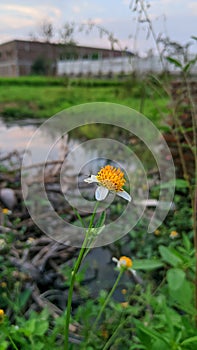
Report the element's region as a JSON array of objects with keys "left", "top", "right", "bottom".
[
  {"left": 0, "top": 39, "right": 124, "bottom": 77},
  {"left": 57, "top": 56, "right": 133, "bottom": 76}
]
